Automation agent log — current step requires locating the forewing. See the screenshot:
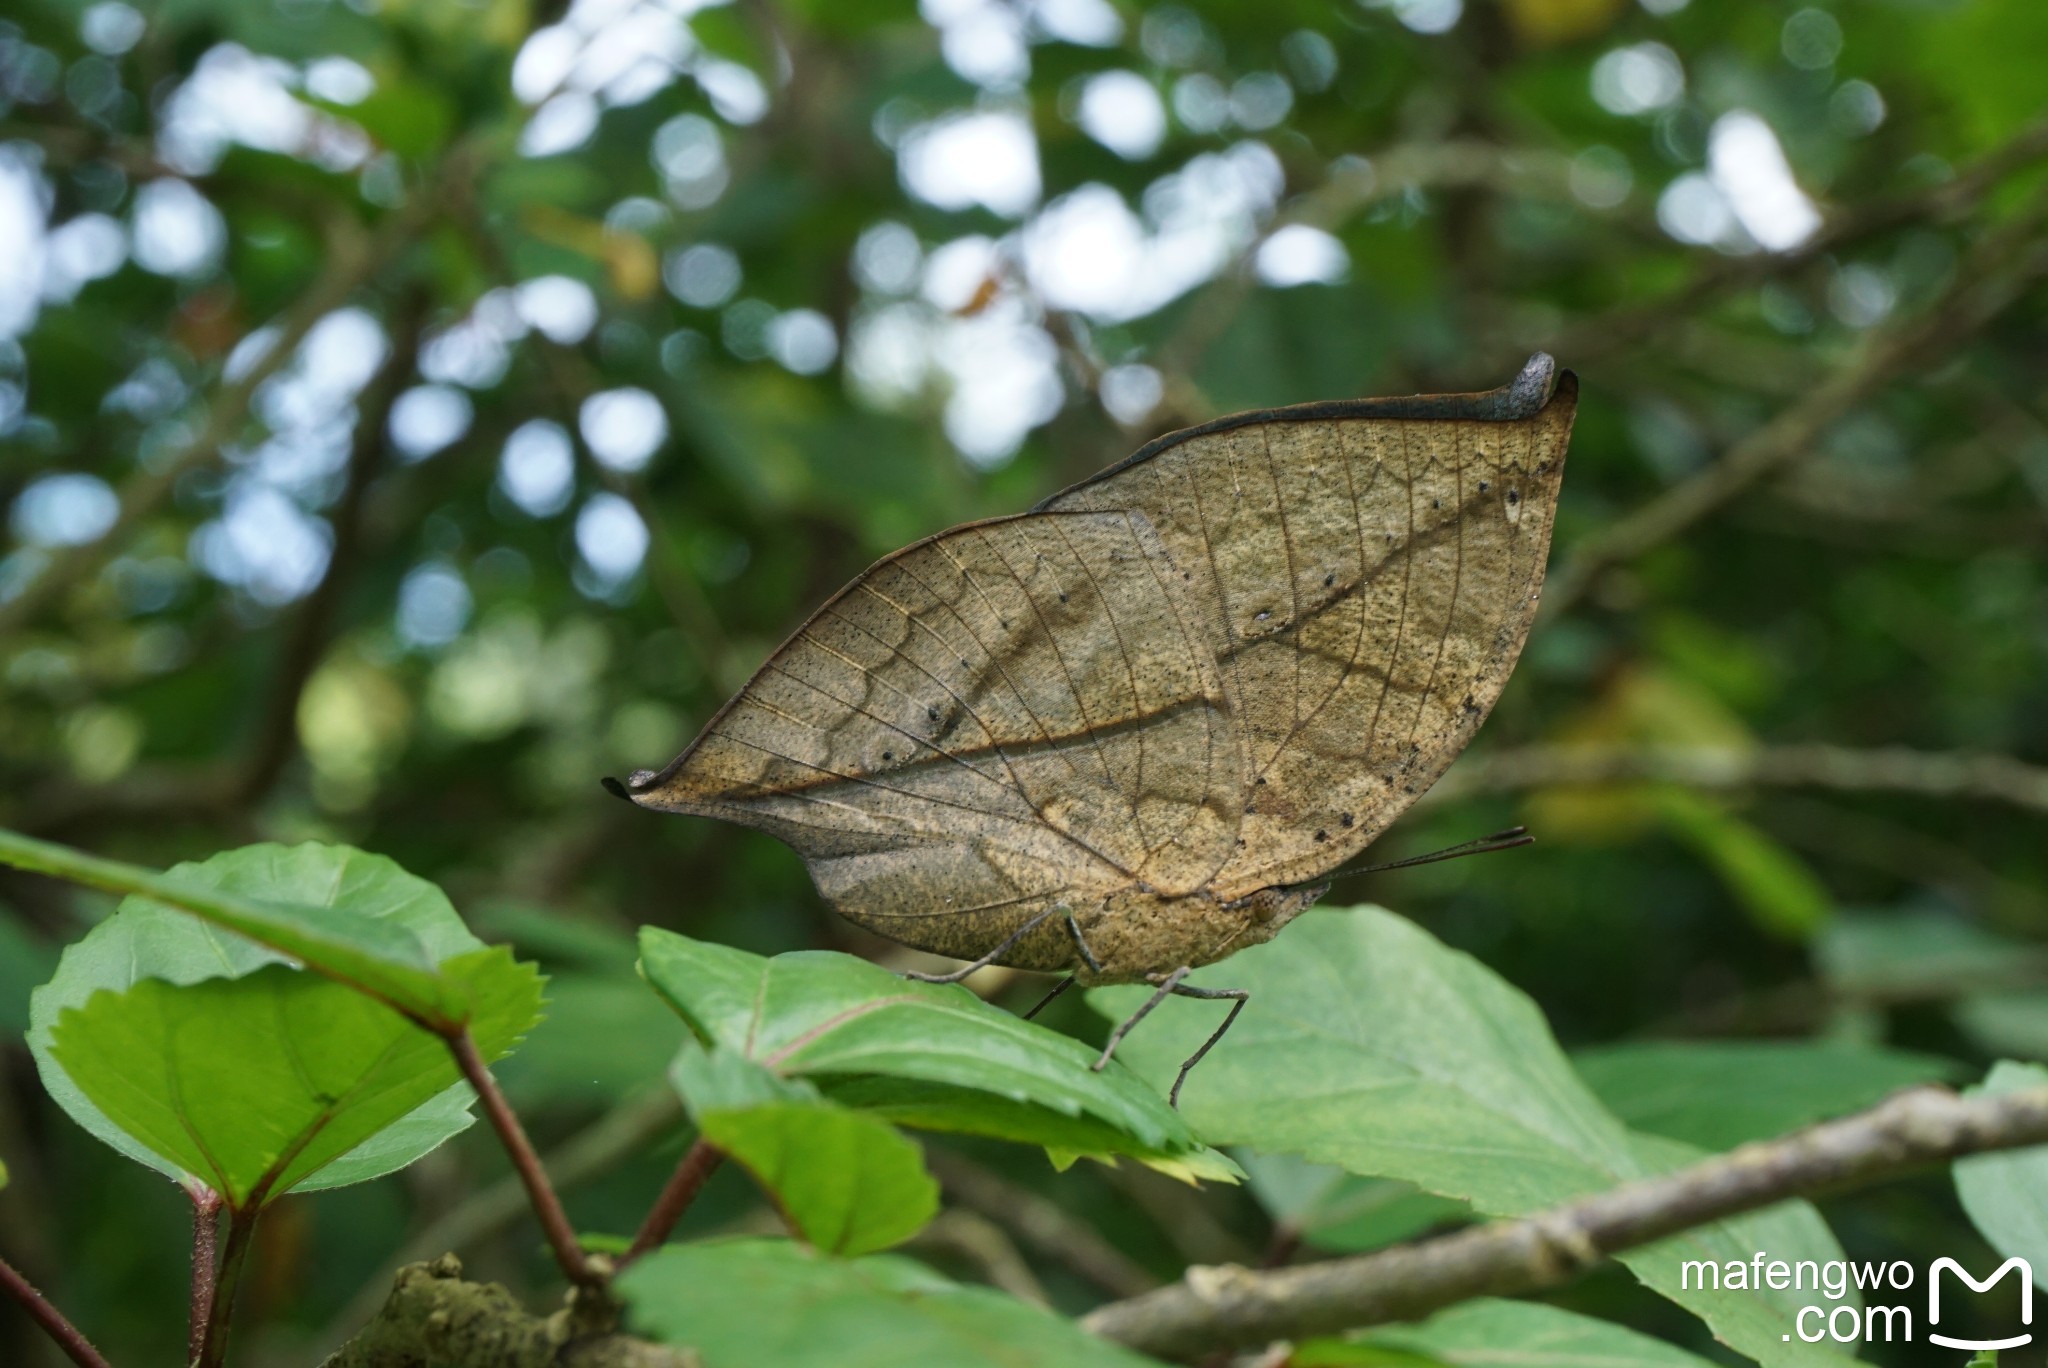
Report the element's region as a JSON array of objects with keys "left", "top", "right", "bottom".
[
  {"left": 625, "top": 509, "right": 1241, "bottom": 961},
  {"left": 1040, "top": 363, "right": 1576, "bottom": 895}
]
